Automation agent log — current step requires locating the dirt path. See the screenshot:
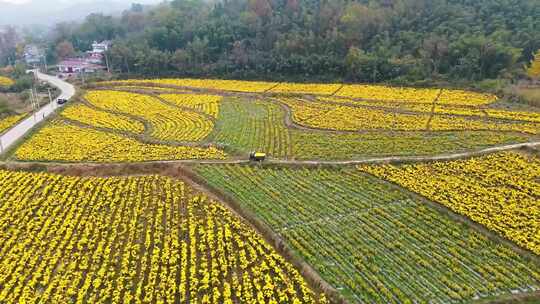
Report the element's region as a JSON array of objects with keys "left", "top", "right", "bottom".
[{"left": 3, "top": 140, "right": 538, "bottom": 169}]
